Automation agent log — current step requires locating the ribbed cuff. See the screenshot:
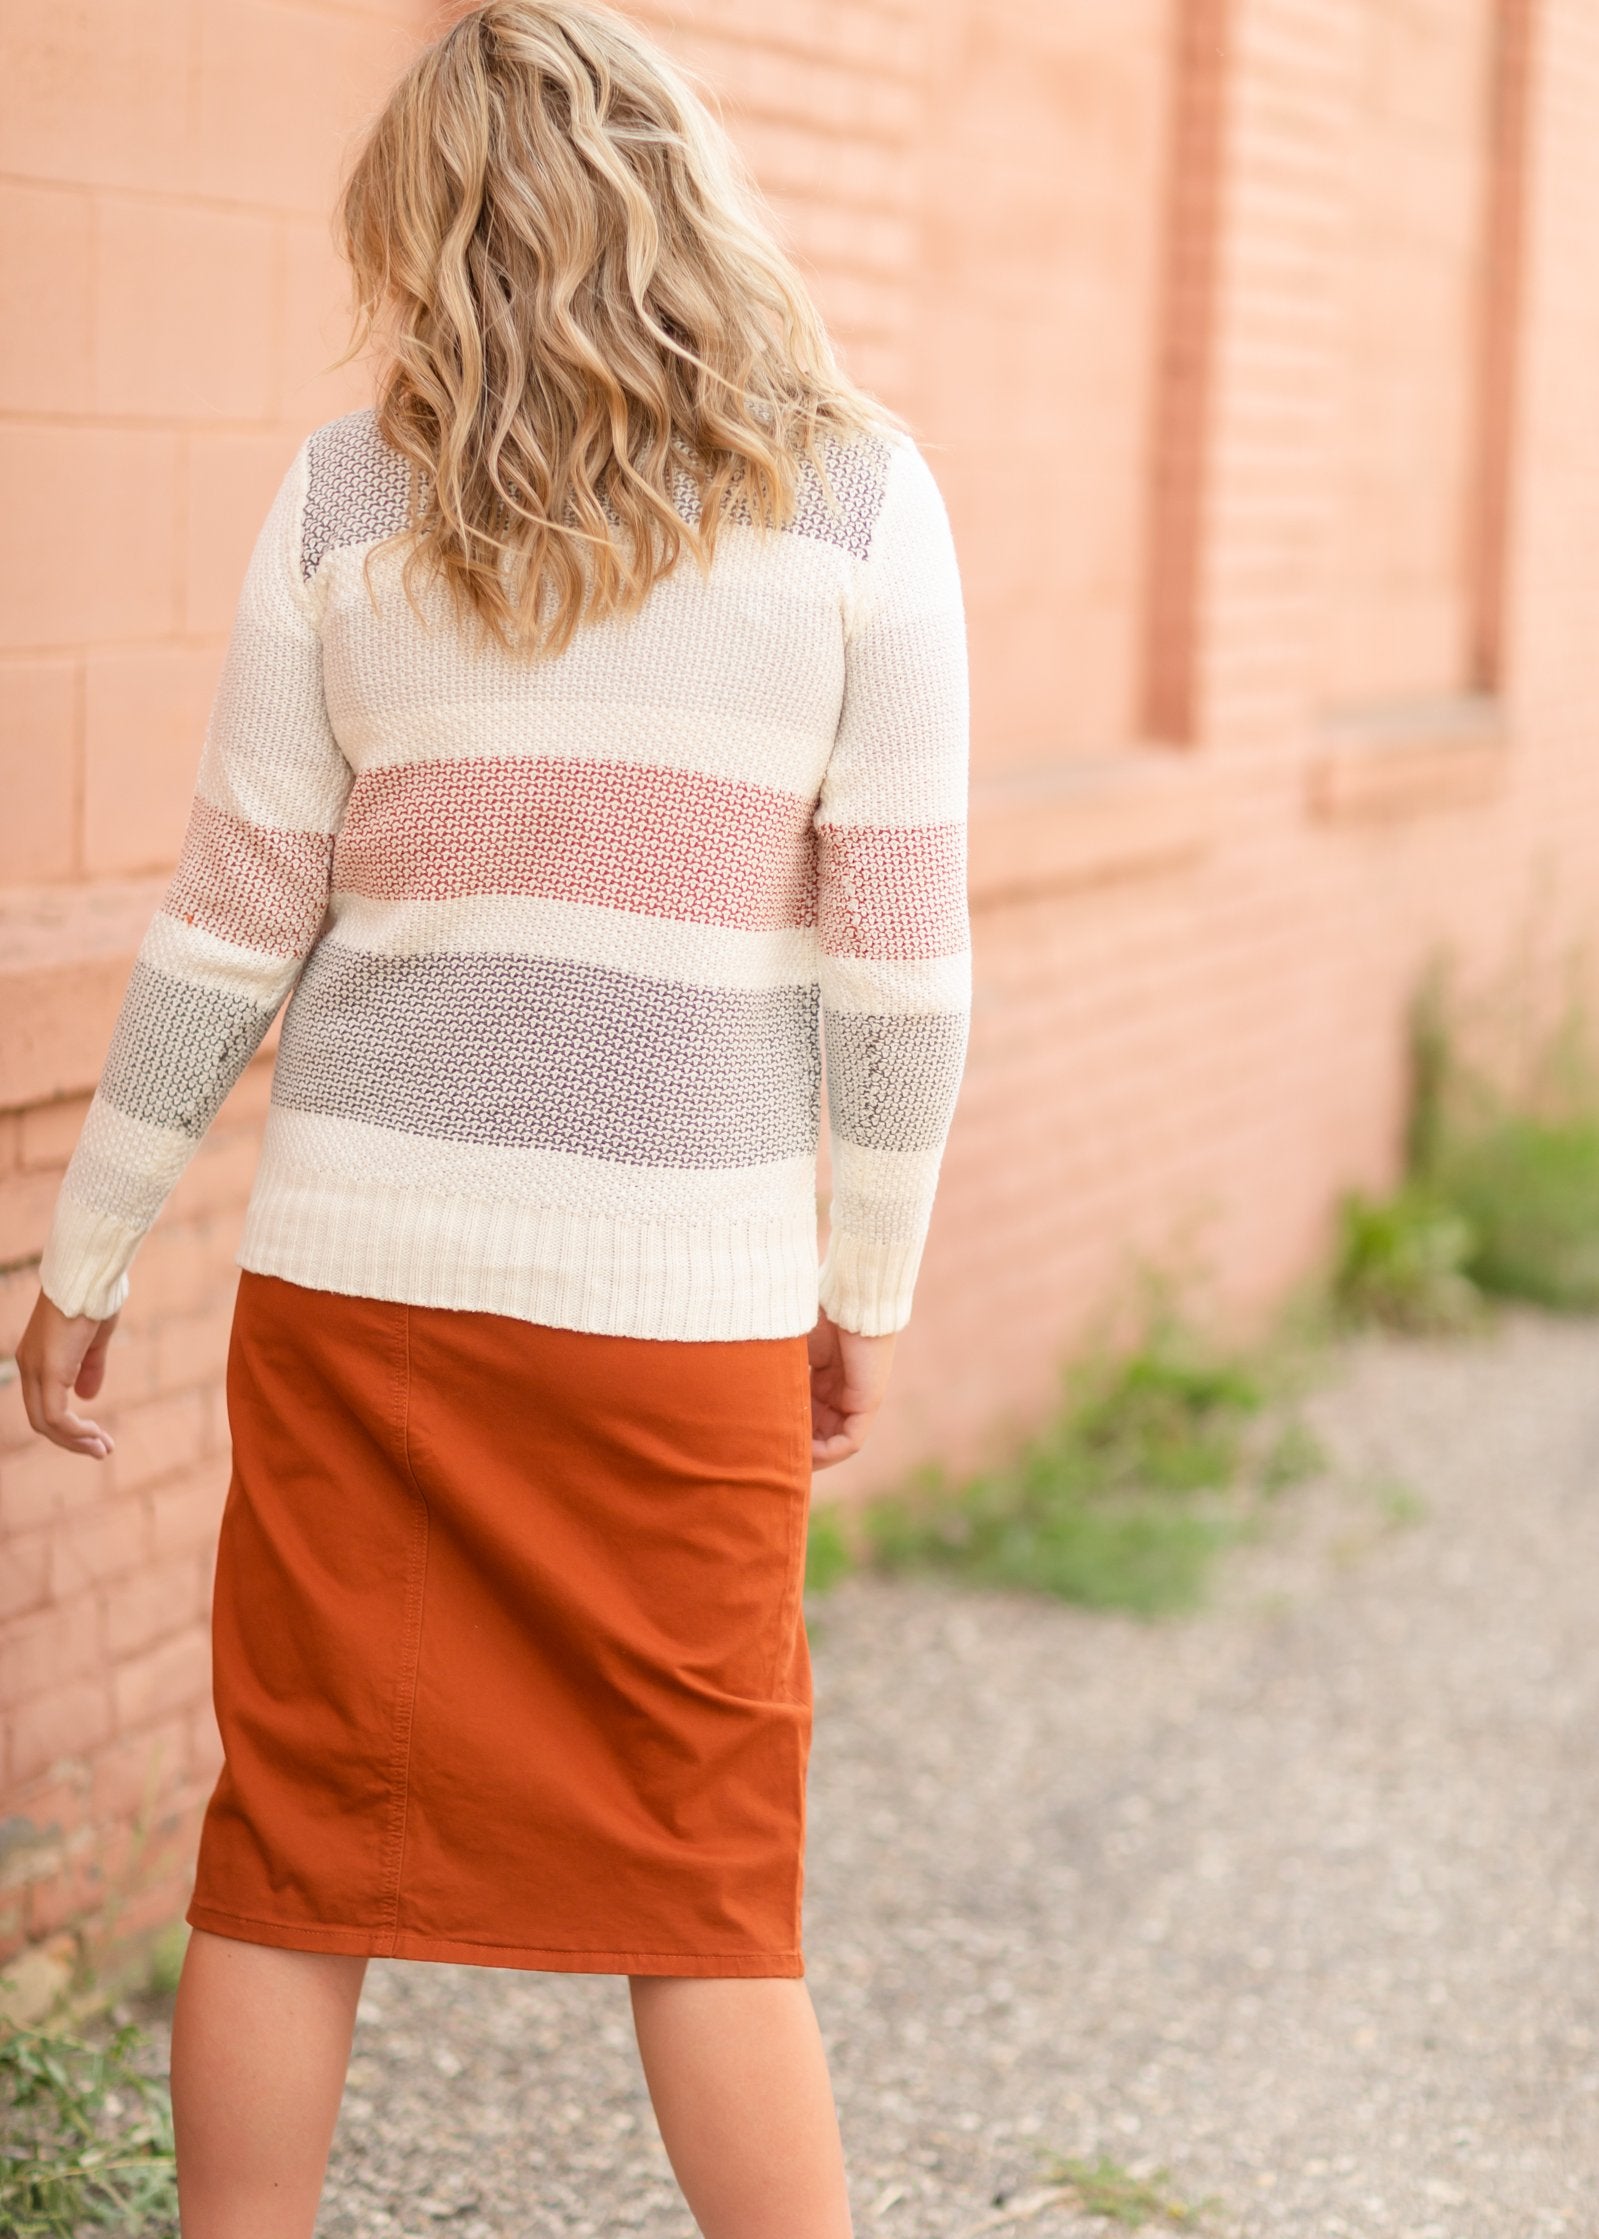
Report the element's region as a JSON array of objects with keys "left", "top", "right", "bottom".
[
  {"left": 238, "top": 1161, "right": 822, "bottom": 1341},
  {"left": 816, "top": 1227, "right": 925, "bottom": 1336},
  {"left": 38, "top": 1196, "right": 140, "bottom": 1321}
]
